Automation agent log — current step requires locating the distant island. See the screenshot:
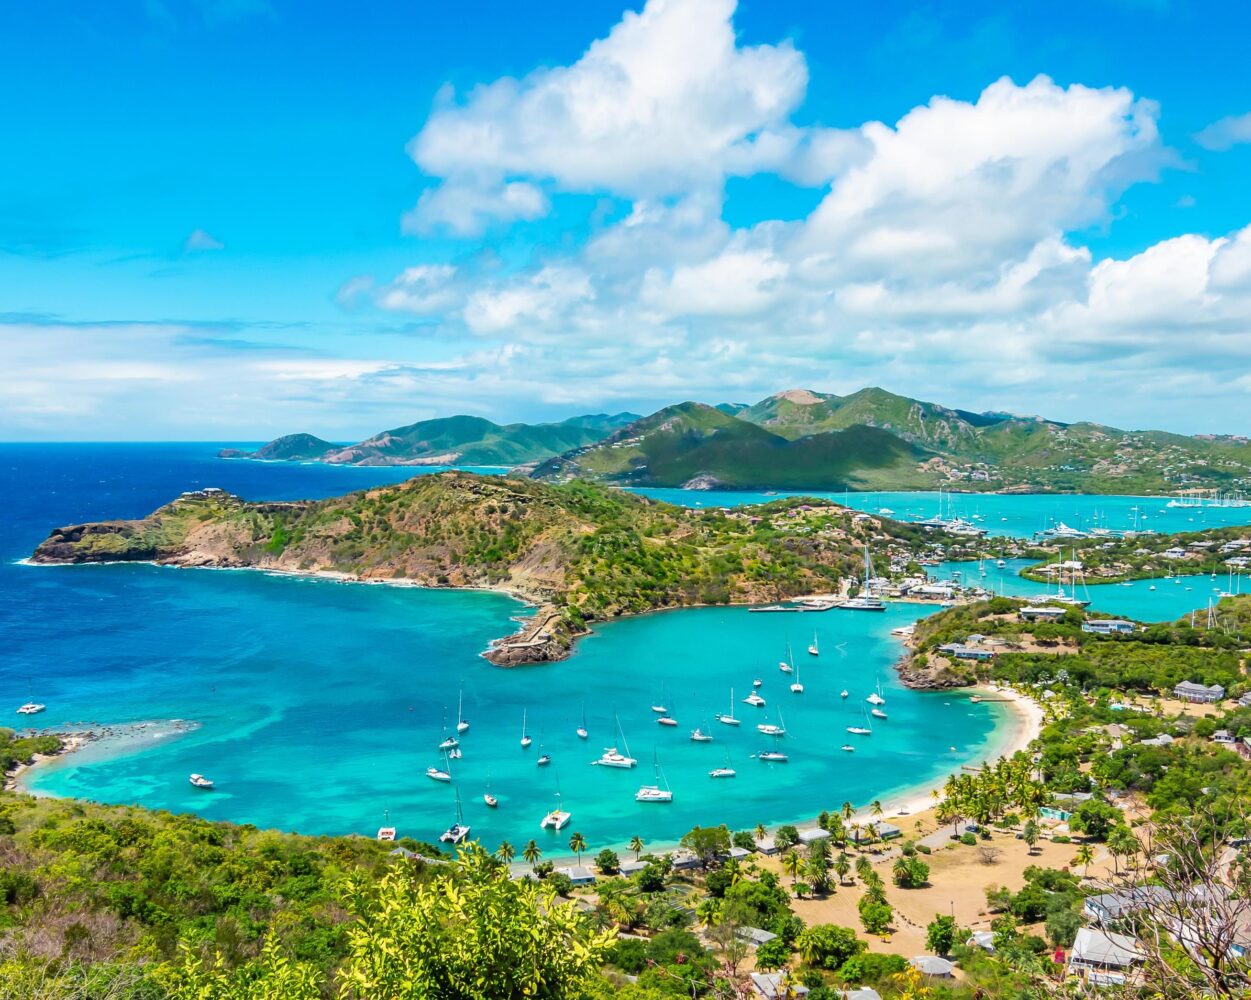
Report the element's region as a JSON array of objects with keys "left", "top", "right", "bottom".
[
  {"left": 224, "top": 387, "right": 1251, "bottom": 495},
  {"left": 31, "top": 473, "right": 963, "bottom": 666}
]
